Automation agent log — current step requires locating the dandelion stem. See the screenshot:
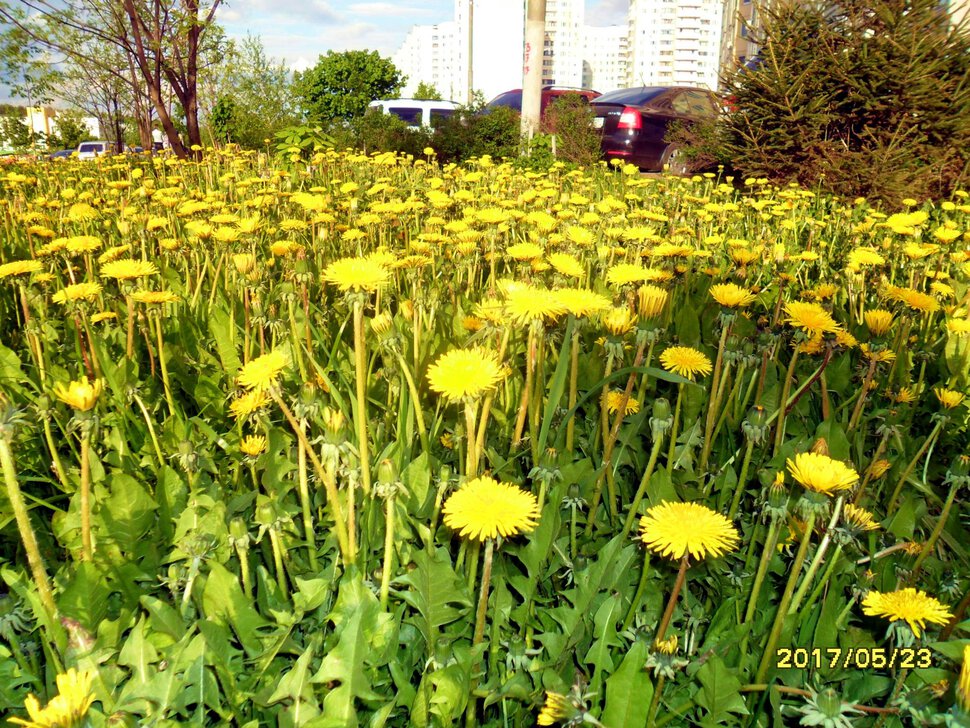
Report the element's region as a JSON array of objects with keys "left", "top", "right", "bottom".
[
  {"left": 909, "top": 480, "right": 959, "bottom": 580},
  {"left": 622, "top": 549, "right": 651, "bottom": 631},
  {"left": 700, "top": 322, "right": 731, "bottom": 472},
  {"left": 739, "top": 518, "right": 782, "bottom": 659},
  {"left": 772, "top": 347, "right": 800, "bottom": 456},
  {"left": 270, "top": 390, "right": 353, "bottom": 565},
  {"left": 789, "top": 496, "right": 843, "bottom": 616},
  {"left": 801, "top": 543, "right": 843, "bottom": 617},
  {"left": 353, "top": 301, "right": 372, "bottom": 497},
  {"left": 296, "top": 432, "right": 318, "bottom": 571},
  {"left": 728, "top": 439, "right": 756, "bottom": 519},
  {"left": 565, "top": 325, "right": 580, "bottom": 454},
  {"left": 466, "top": 538, "right": 495, "bottom": 728},
  {"left": 79, "top": 428, "right": 93, "bottom": 561},
  {"left": 154, "top": 313, "right": 176, "bottom": 418},
  {"left": 666, "top": 383, "right": 685, "bottom": 472},
  {"left": 622, "top": 435, "right": 664, "bottom": 538},
  {"left": 0, "top": 436, "right": 57, "bottom": 620},
  {"left": 655, "top": 553, "right": 689, "bottom": 645},
  {"left": 887, "top": 419, "right": 943, "bottom": 512},
  {"left": 379, "top": 489, "right": 397, "bottom": 610},
  {"left": 755, "top": 510, "right": 818, "bottom": 683}
]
